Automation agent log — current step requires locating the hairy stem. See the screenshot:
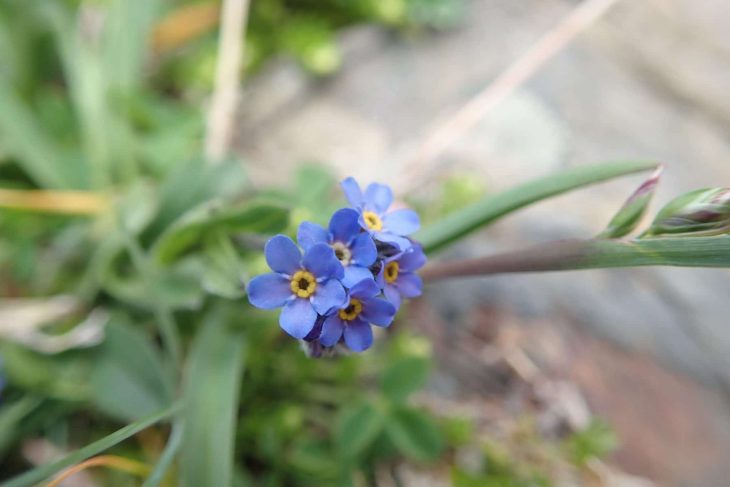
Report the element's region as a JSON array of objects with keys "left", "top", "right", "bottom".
[{"left": 421, "top": 236, "right": 730, "bottom": 281}]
